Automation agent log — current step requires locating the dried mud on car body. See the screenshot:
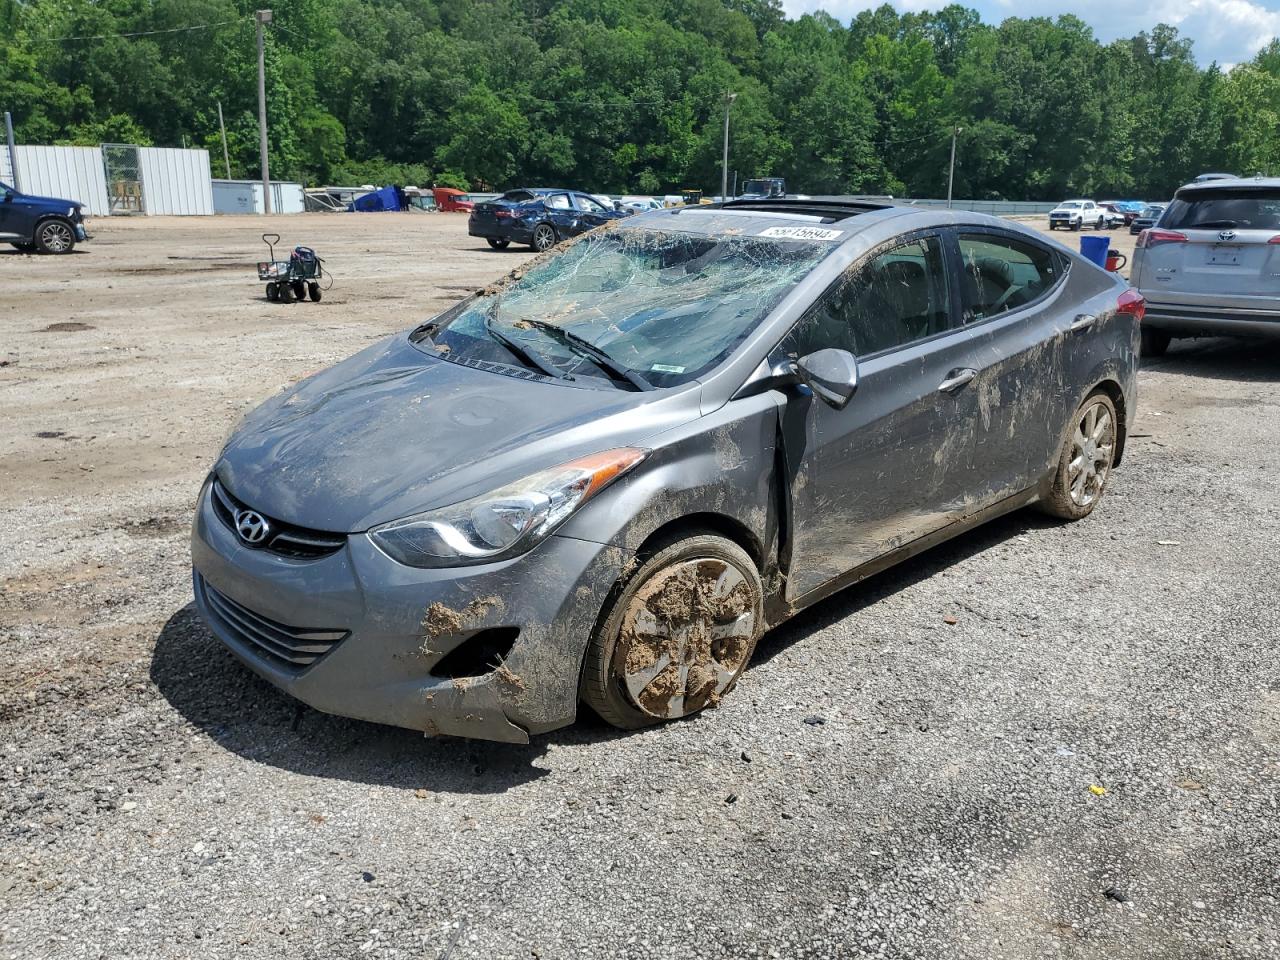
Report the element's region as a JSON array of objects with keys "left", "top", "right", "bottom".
[{"left": 1, "top": 214, "right": 1278, "bottom": 958}]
